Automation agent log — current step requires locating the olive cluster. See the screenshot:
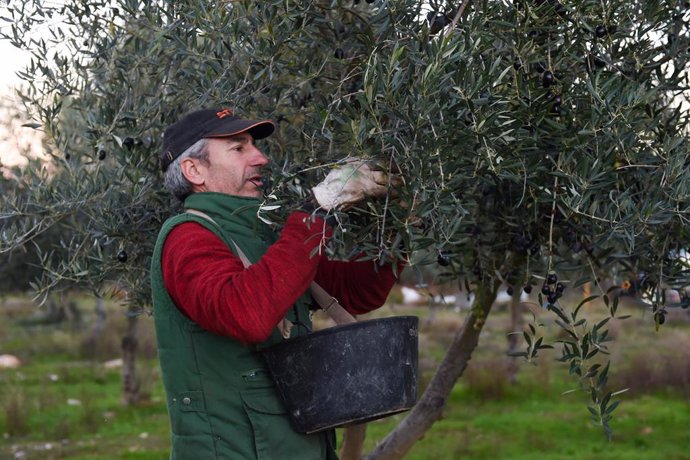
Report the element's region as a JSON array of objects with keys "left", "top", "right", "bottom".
[
  {"left": 541, "top": 272, "right": 565, "bottom": 306},
  {"left": 506, "top": 283, "right": 532, "bottom": 296},
  {"left": 94, "top": 136, "right": 137, "bottom": 161},
  {"left": 516, "top": 62, "right": 565, "bottom": 116},
  {"left": 546, "top": 90, "right": 562, "bottom": 115}
]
